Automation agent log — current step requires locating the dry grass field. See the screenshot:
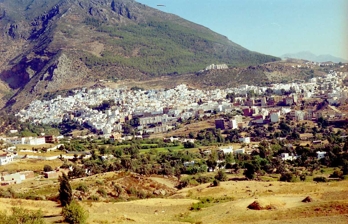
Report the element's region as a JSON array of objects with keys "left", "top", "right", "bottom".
[
  {"left": 150, "top": 118, "right": 217, "bottom": 139},
  {"left": 0, "top": 172, "right": 348, "bottom": 223},
  {"left": 0, "top": 159, "right": 63, "bottom": 172}
]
